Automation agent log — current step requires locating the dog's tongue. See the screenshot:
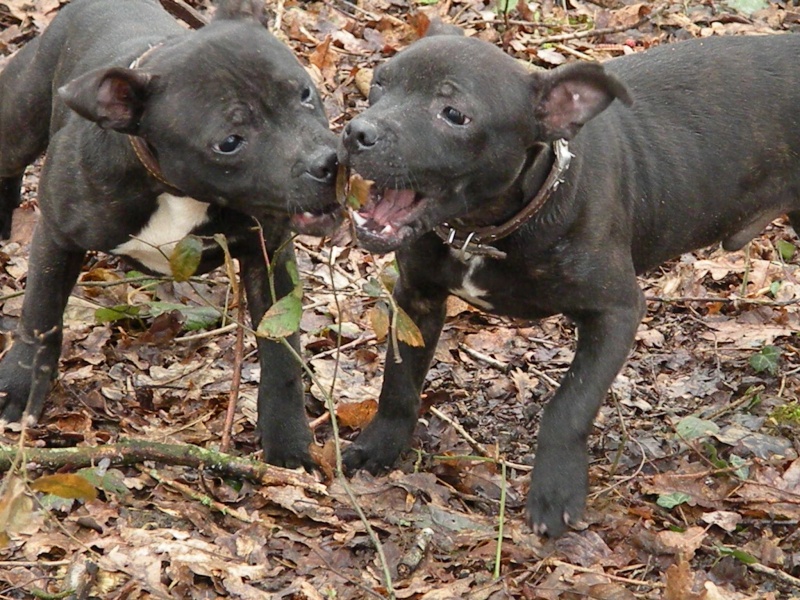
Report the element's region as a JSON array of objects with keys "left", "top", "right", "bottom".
[{"left": 373, "top": 189, "right": 417, "bottom": 224}]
